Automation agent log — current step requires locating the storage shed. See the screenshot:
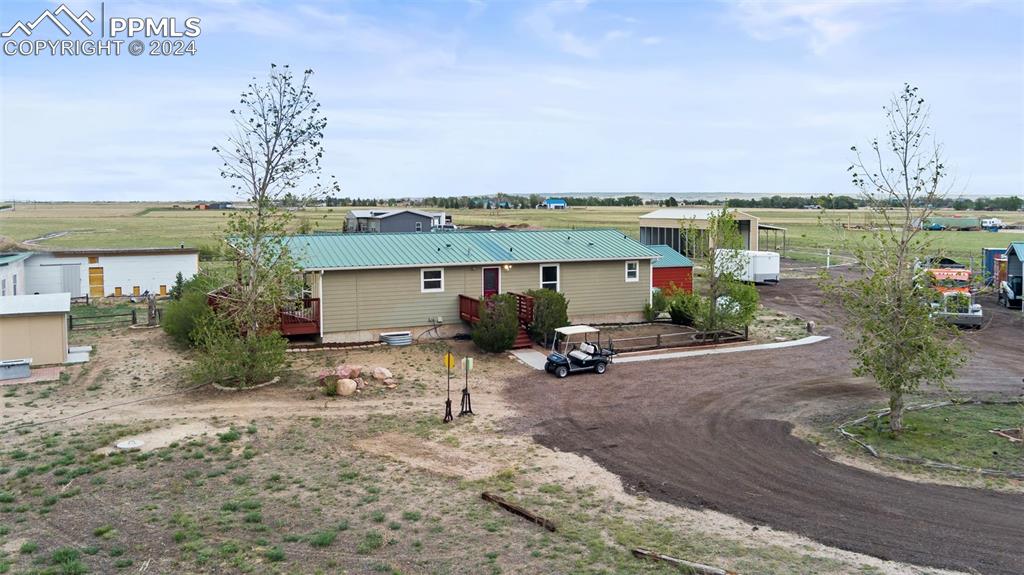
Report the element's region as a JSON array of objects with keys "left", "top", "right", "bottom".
[
  {"left": 639, "top": 208, "right": 759, "bottom": 256},
  {"left": 0, "top": 293, "right": 70, "bottom": 365},
  {"left": 649, "top": 245, "right": 693, "bottom": 293},
  {"left": 23, "top": 247, "right": 199, "bottom": 298},
  {"left": 0, "top": 252, "right": 31, "bottom": 296}
]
